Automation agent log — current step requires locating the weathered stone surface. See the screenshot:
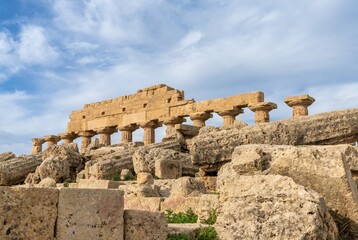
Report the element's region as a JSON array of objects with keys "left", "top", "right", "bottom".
[
  {"left": 57, "top": 188, "right": 124, "bottom": 240},
  {"left": 191, "top": 108, "right": 358, "bottom": 167},
  {"left": 155, "top": 159, "right": 182, "bottom": 179},
  {"left": 77, "top": 179, "right": 121, "bottom": 189},
  {"left": 0, "top": 154, "right": 42, "bottom": 186},
  {"left": 120, "top": 169, "right": 134, "bottom": 180},
  {"left": 38, "top": 156, "right": 70, "bottom": 183},
  {"left": 37, "top": 177, "right": 57, "bottom": 188},
  {"left": 119, "top": 184, "right": 160, "bottom": 198},
  {"left": 124, "top": 210, "right": 167, "bottom": 240},
  {"left": 216, "top": 175, "right": 338, "bottom": 240},
  {"left": 170, "top": 177, "right": 207, "bottom": 197},
  {"left": 137, "top": 172, "right": 154, "bottom": 185},
  {"left": 161, "top": 195, "right": 219, "bottom": 223},
  {"left": 0, "top": 152, "right": 16, "bottom": 162},
  {"left": 221, "top": 144, "right": 358, "bottom": 236},
  {"left": 0, "top": 186, "right": 58, "bottom": 239},
  {"left": 124, "top": 197, "right": 162, "bottom": 211},
  {"left": 43, "top": 144, "right": 83, "bottom": 170},
  {"left": 168, "top": 223, "right": 210, "bottom": 238},
  {"left": 153, "top": 179, "right": 176, "bottom": 197}
]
